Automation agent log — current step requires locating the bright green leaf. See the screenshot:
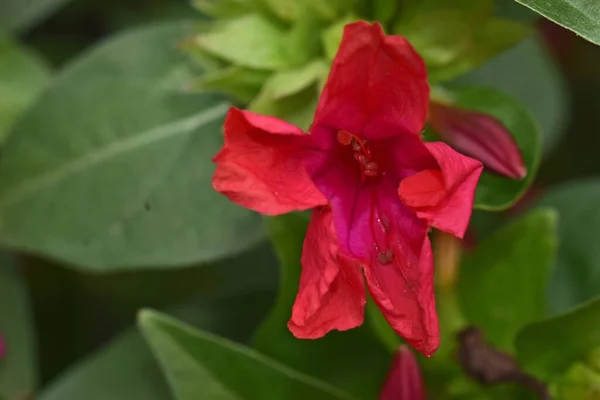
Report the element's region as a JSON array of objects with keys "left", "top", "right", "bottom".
[
  {"left": 322, "top": 15, "right": 358, "bottom": 62},
  {"left": 515, "top": 296, "right": 600, "bottom": 379},
  {"left": 458, "top": 209, "right": 557, "bottom": 352},
  {"left": 428, "top": 18, "right": 531, "bottom": 83},
  {"left": 0, "top": 0, "right": 73, "bottom": 33},
  {"left": 0, "top": 22, "right": 264, "bottom": 271},
  {"left": 249, "top": 83, "right": 318, "bottom": 131},
  {"left": 0, "top": 253, "right": 37, "bottom": 398},
  {"left": 255, "top": 60, "right": 327, "bottom": 100},
  {"left": 192, "top": 0, "right": 257, "bottom": 19},
  {"left": 431, "top": 86, "right": 541, "bottom": 210},
  {"left": 514, "top": 0, "right": 600, "bottom": 46},
  {"left": 191, "top": 66, "right": 271, "bottom": 104},
  {"left": 457, "top": 37, "right": 568, "bottom": 155},
  {"left": 394, "top": 0, "right": 493, "bottom": 69},
  {"left": 138, "top": 310, "right": 355, "bottom": 400},
  {"left": 552, "top": 362, "right": 600, "bottom": 400},
  {"left": 253, "top": 214, "right": 390, "bottom": 399},
  {"left": 195, "top": 14, "right": 293, "bottom": 70},
  {"left": 283, "top": 16, "right": 325, "bottom": 66},
  {"left": 0, "top": 38, "right": 50, "bottom": 145},
  {"left": 255, "top": 0, "right": 301, "bottom": 22},
  {"left": 535, "top": 179, "right": 600, "bottom": 314}
]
